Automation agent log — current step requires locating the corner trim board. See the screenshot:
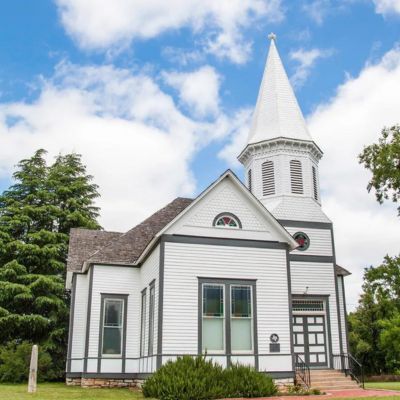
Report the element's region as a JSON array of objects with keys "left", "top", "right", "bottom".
[
  {"left": 66, "top": 273, "right": 77, "bottom": 373},
  {"left": 83, "top": 266, "right": 94, "bottom": 373},
  {"left": 156, "top": 238, "right": 165, "bottom": 369}
]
